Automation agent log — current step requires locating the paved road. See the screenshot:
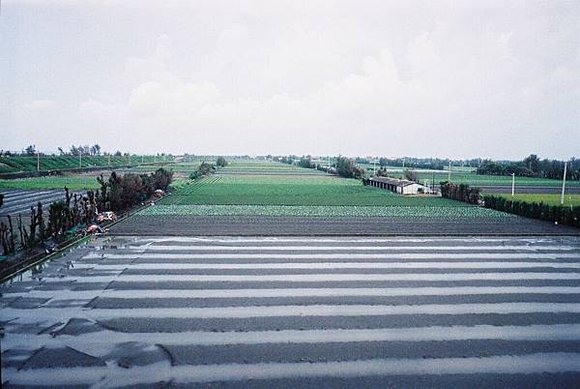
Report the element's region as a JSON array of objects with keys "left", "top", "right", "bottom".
[{"left": 2, "top": 236, "right": 580, "bottom": 387}]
